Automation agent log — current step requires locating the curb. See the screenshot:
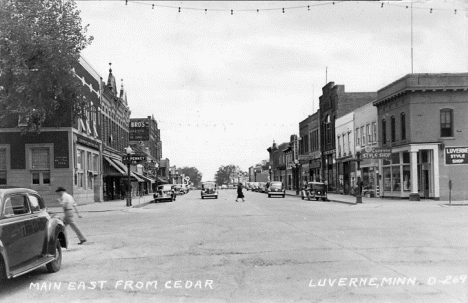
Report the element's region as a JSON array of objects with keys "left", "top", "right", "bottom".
[{"left": 284, "top": 193, "right": 357, "bottom": 205}]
